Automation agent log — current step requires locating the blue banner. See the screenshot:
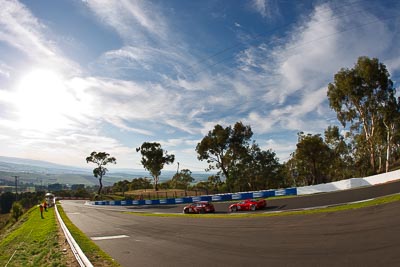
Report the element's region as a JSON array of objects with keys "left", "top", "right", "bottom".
[{"left": 92, "top": 187, "right": 298, "bottom": 206}]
